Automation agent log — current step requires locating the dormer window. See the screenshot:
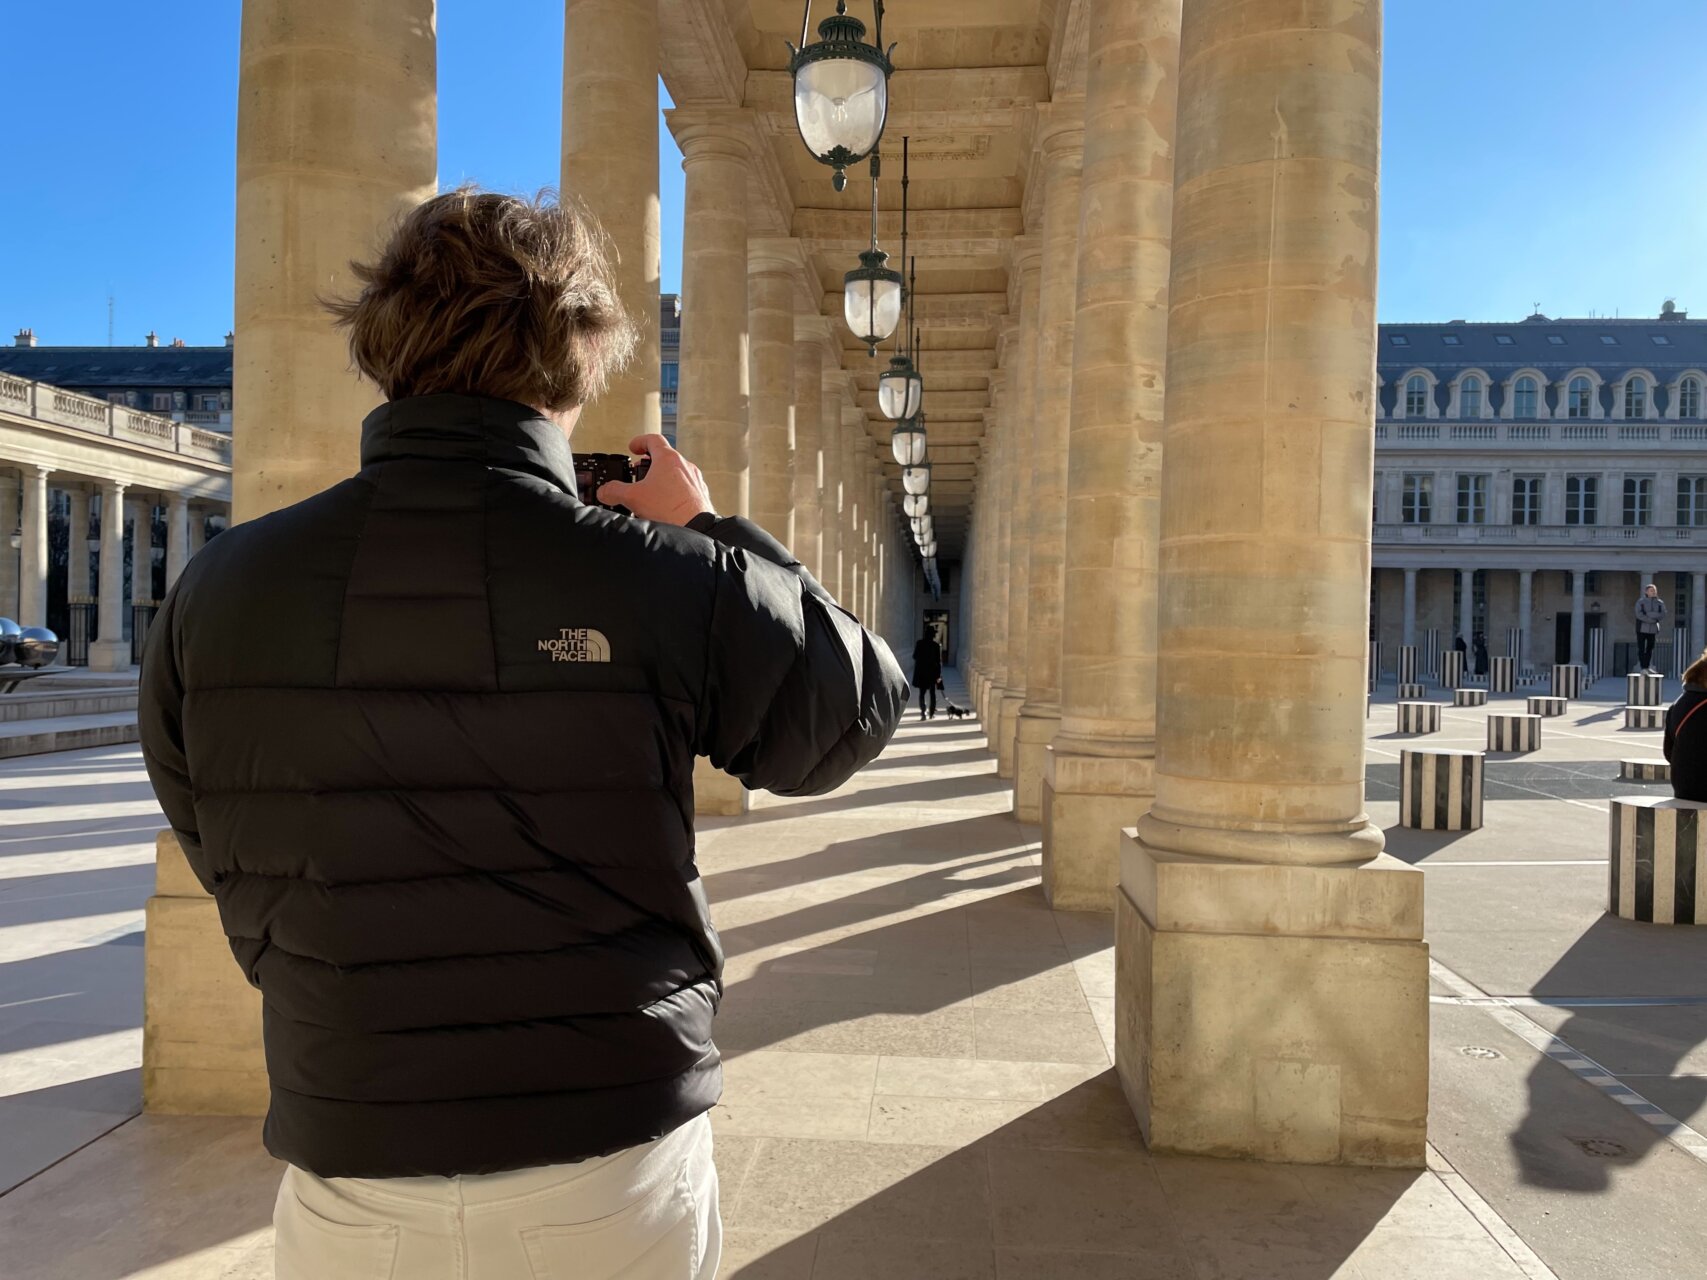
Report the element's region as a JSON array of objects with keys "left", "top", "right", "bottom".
[
  {"left": 1625, "top": 377, "right": 1648, "bottom": 419},
  {"left": 1512, "top": 376, "right": 1538, "bottom": 418},
  {"left": 1460, "top": 376, "right": 1483, "bottom": 418},
  {"left": 1405, "top": 375, "right": 1428, "bottom": 417},
  {"left": 1568, "top": 376, "right": 1593, "bottom": 418}
]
